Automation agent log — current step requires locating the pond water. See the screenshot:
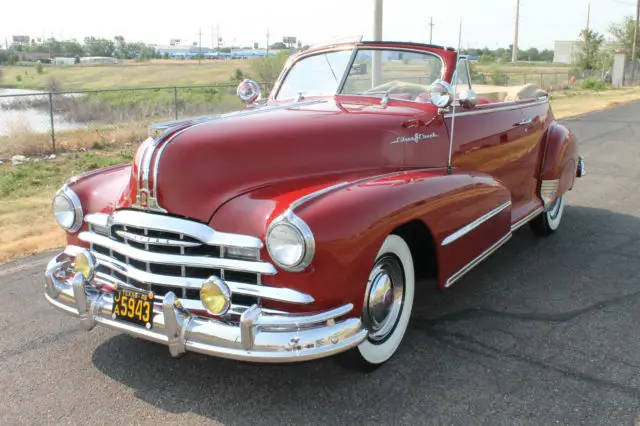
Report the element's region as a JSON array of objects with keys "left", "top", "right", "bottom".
[{"left": 0, "top": 88, "right": 84, "bottom": 136}]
